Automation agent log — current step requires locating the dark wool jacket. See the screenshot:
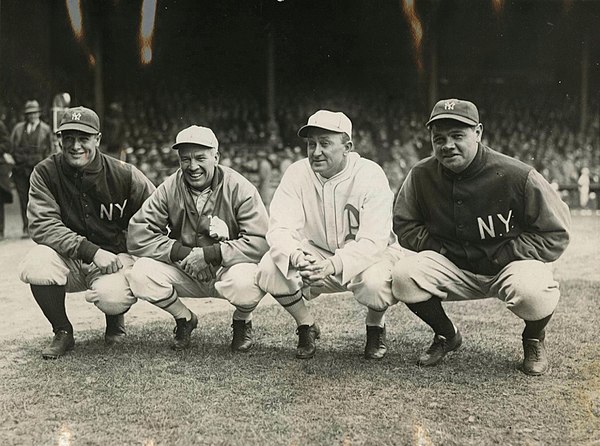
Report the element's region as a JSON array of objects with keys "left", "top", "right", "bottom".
[
  {"left": 28, "top": 151, "right": 155, "bottom": 263},
  {"left": 393, "top": 144, "right": 571, "bottom": 275}
]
